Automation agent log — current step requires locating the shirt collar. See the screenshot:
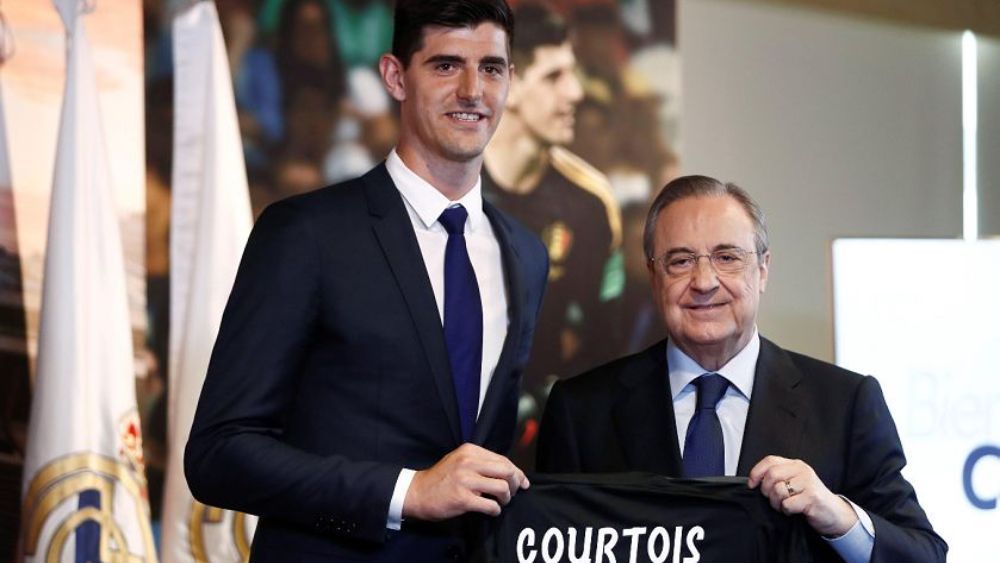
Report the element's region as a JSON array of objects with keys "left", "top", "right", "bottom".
[
  {"left": 385, "top": 149, "right": 486, "bottom": 232},
  {"left": 666, "top": 328, "right": 759, "bottom": 401}
]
